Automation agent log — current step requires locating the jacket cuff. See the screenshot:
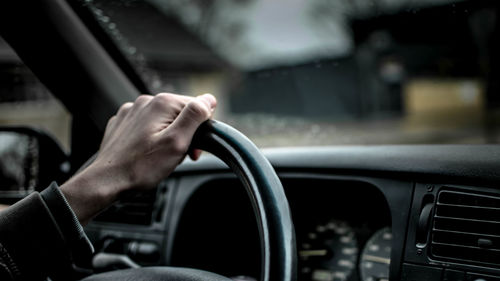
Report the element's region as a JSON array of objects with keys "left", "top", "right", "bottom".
[{"left": 40, "top": 182, "right": 94, "bottom": 265}]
